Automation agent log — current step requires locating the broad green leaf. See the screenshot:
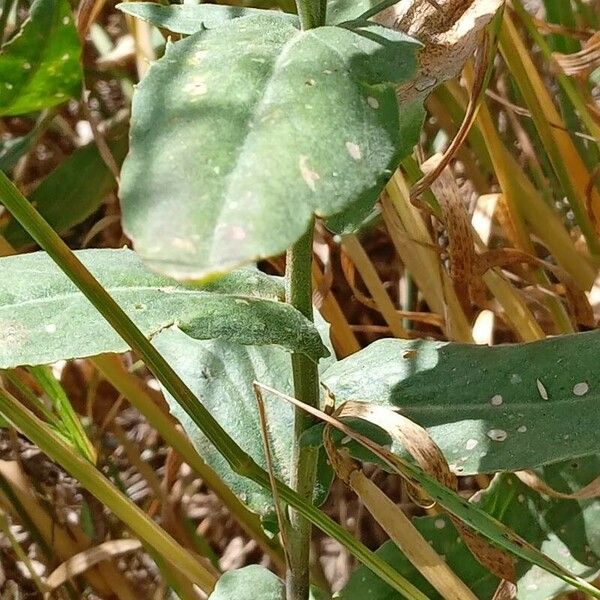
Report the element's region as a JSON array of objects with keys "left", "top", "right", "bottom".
[
  {"left": 2, "top": 133, "right": 128, "bottom": 248},
  {"left": 339, "top": 459, "right": 600, "bottom": 599},
  {"left": 322, "top": 334, "right": 600, "bottom": 473},
  {"left": 0, "top": 0, "right": 82, "bottom": 116},
  {"left": 209, "top": 566, "right": 284, "bottom": 600},
  {"left": 120, "top": 16, "right": 419, "bottom": 279},
  {"left": 118, "top": 2, "right": 297, "bottom": 35},
  {"left": 0, "top": 248, "right": 327, "bottom": 369},
  {"left": 154, "top": 315, "right": 335, "bottom": 518}
]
